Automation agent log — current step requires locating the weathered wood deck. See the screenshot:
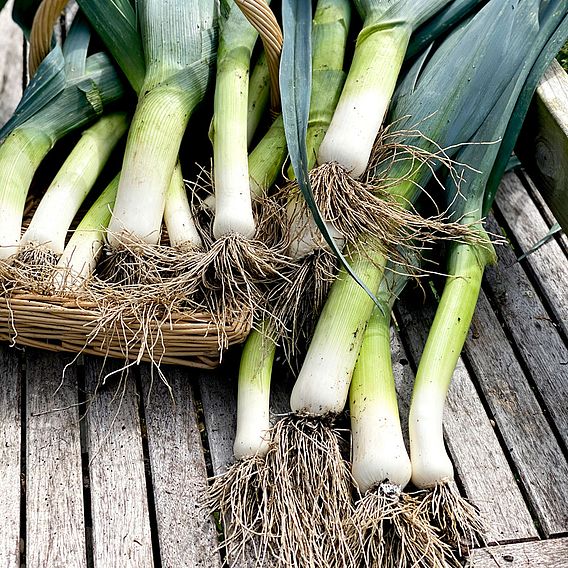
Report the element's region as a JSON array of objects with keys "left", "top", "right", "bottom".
[{"left": 1, "top": 3, "right": 568, "bottom": 567}]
